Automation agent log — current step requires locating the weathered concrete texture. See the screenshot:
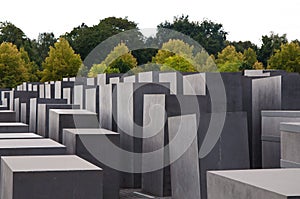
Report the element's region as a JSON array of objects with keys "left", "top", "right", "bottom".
[
  {"left": 99, "top": 83, "right": 118, "bottom": 131},
  {"left": 280, "top": 122, "right": 300, "bottom": 168},
  {"left": 207, "top": 169, "right": 300, "bottom": 199},
  {"left": 14, "top": 91, "right": 38, "bottom": 124},
  {"left": 0, "top": 111, "right": 16, "bottom": 122},
  {"left": 0, "top": 133, "right": 42, "bottom": 139},
  {"left": 0, "top": 155, "right": 103, "bottom": 199},
  {"left": 63, "top": 128, "right": 120, "bottom": 199},
  {"left": 168, "top": 112, "right": 250, "bottom": 199},
  {"left": 97, "top": 74, "right": 123, "bottom": 86},
  {"left": 262, "top": 111, "right": 300, "bottom": 168},
  {"left": 37, "top": 104, "right": 80, "bottom": 138},
  {"left": 0, "top": 123, "right": 29, "bottom": 133},
  {"left": 246, "top": 76, "right": 281, "bottom": 168},
  {"left": 142, "top": 95, "right": 170, "bottom": 197},
  {"left": 49, "top": 109, "right": 99, "bottom": 143},
  {"left": 141, "top": 94, "right": 210, "bottom": 197},
  {"left": 159, "top": 72, "right": 182, "bottom": 95},
  {"left": 29, "top": 98, "right": 67, "bottom": 133},
  {"left": 74, "top": 85, "right": 97, "bottom": 109},
  {"left": 85, "top": 86, "right": 99, "bottom": 114},
  {"left": 183, "top": 73, "right": 206, "bottom": 95},
  {"left": 117, "top": 83, "right": 170, "bottom": 188},
  {"left": 137, "top": 71, "right": 159, "bottom": 83},
  {"left": 44, "top": 82, "right": 55, "bottom": 99},
  {"left": 168, "top": 114, "right": 201, "bottom": 199}
]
